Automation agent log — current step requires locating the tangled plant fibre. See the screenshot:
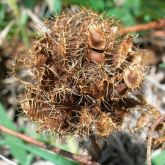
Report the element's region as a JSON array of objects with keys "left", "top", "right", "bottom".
[{"left": 15, "top": 9, "right": 147, "bottom": 138}]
